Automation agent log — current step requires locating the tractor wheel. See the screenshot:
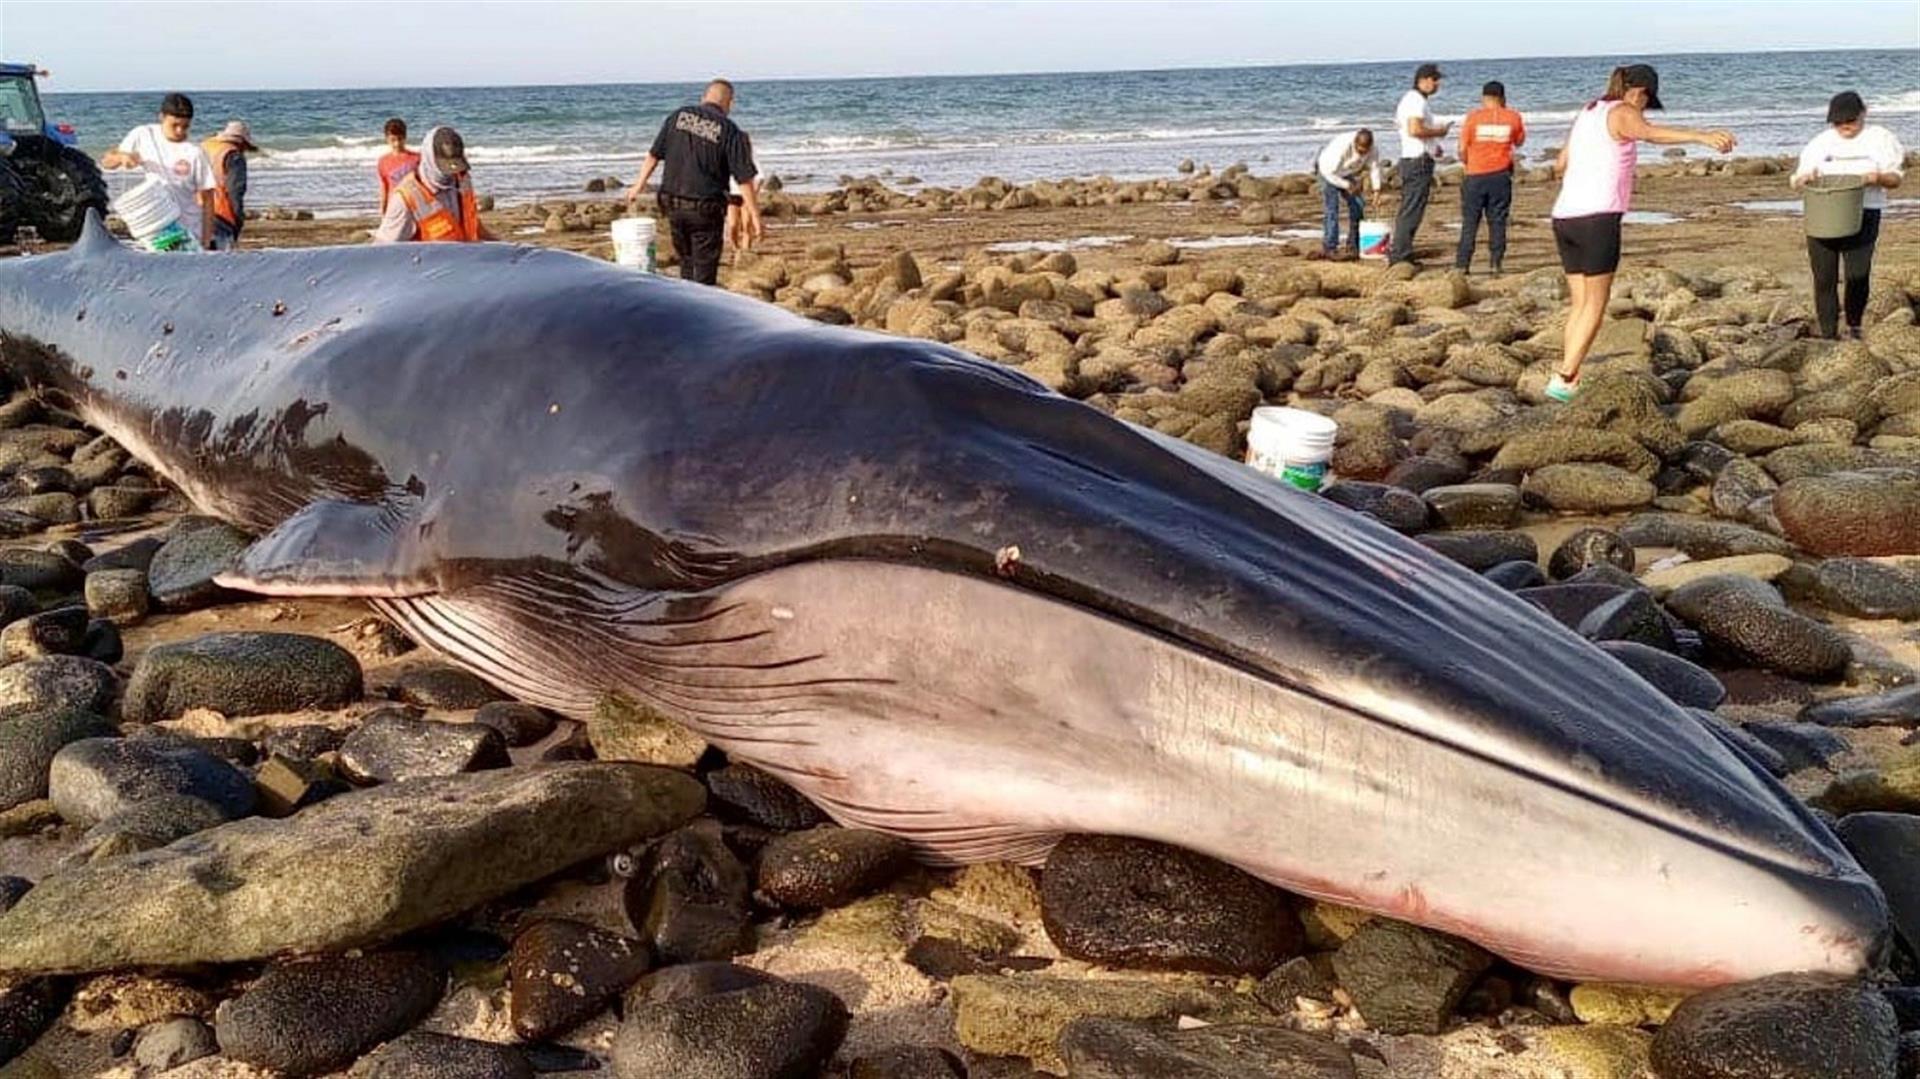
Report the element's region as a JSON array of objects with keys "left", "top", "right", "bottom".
[
  {"left": 30, "top": 145, "right": 108, "bottom": 243},
  {"left": 0, "top": 159, "right": 23, "bottom": 245}
]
